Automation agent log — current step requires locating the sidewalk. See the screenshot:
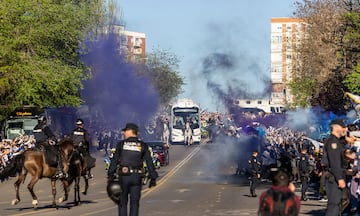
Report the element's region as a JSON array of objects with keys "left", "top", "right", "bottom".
[{"left": 294, "top": 183, "right": 327, "bottom": 216}]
